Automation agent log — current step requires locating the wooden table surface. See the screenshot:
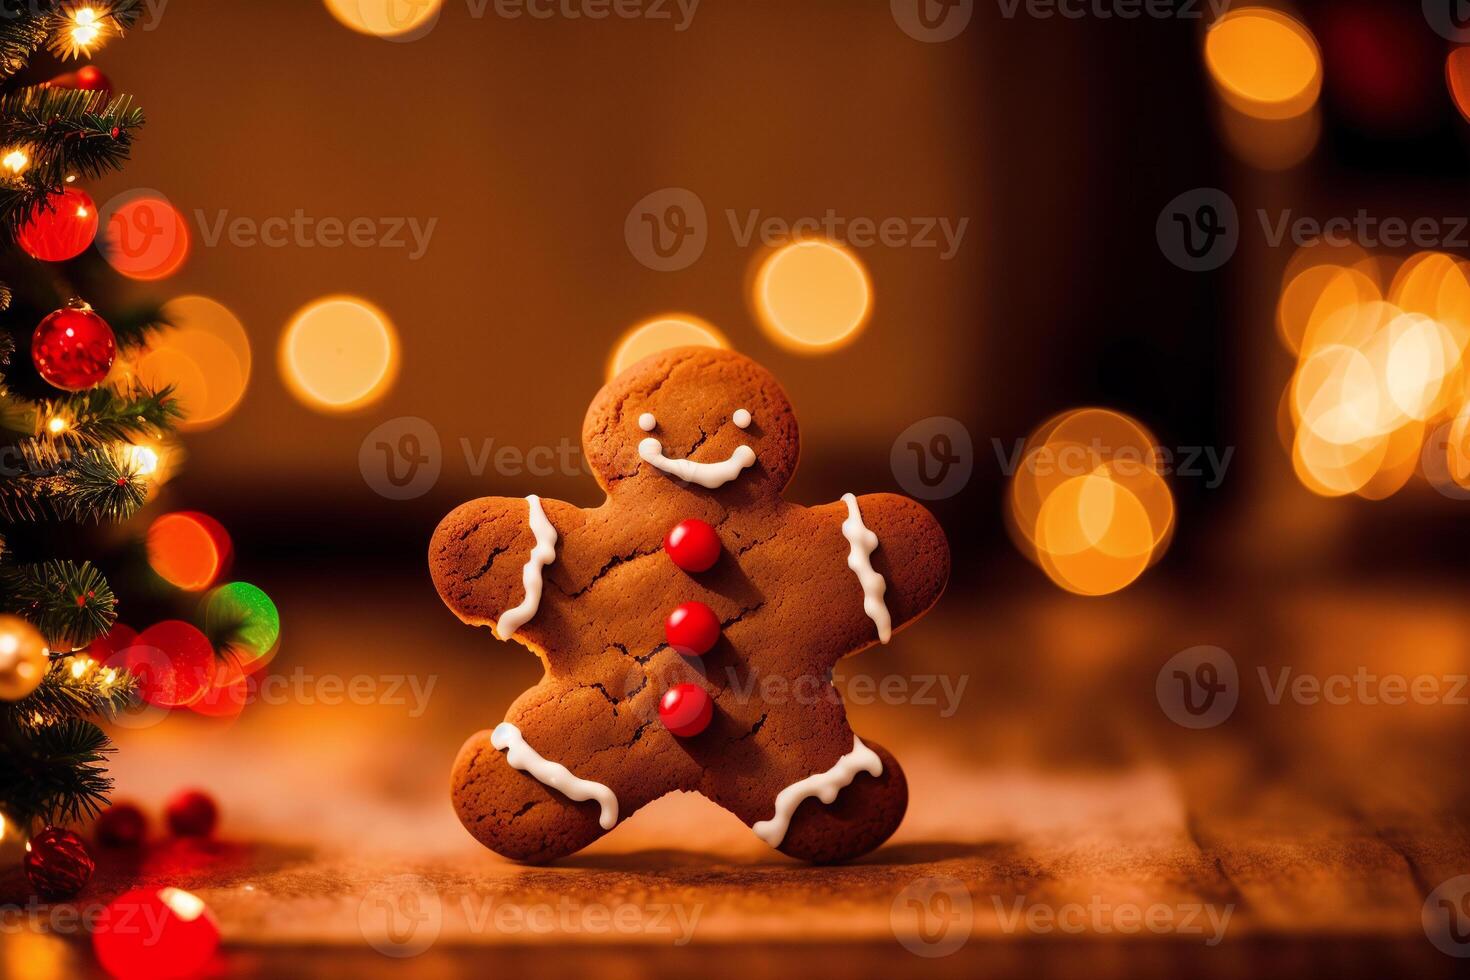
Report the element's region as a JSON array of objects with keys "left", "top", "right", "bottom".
[{"left": 5, "top": 573, "right": 1469, "bottom": 977}]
